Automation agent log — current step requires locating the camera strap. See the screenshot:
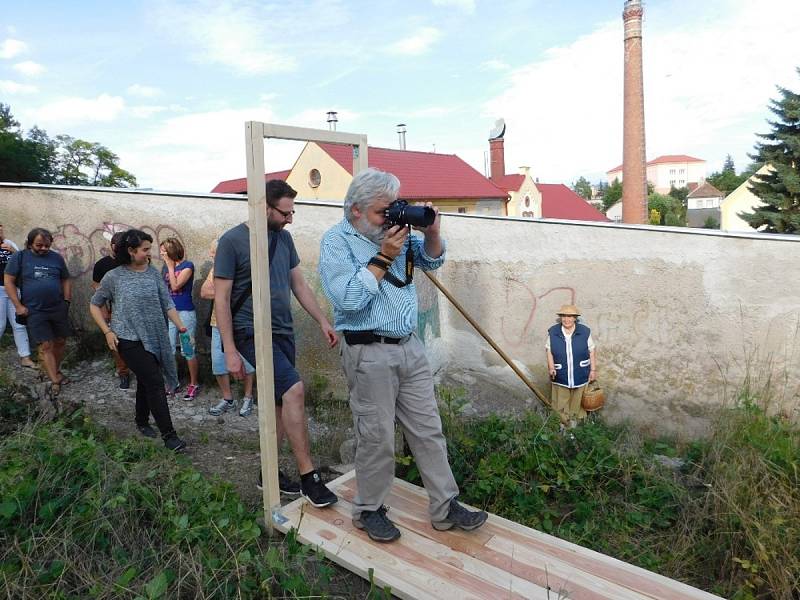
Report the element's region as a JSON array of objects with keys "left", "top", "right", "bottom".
[{"left": 383, "top": 228, "right": 414, "bottom": 288}]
